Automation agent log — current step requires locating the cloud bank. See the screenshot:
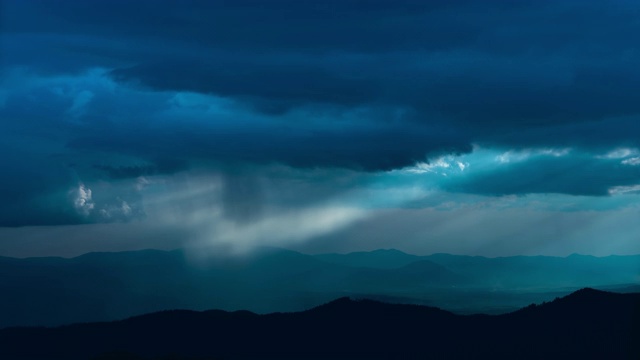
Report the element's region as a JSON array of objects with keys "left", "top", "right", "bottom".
[{"left": 1, "top": 0, "right": 640, "bottom": 256}]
